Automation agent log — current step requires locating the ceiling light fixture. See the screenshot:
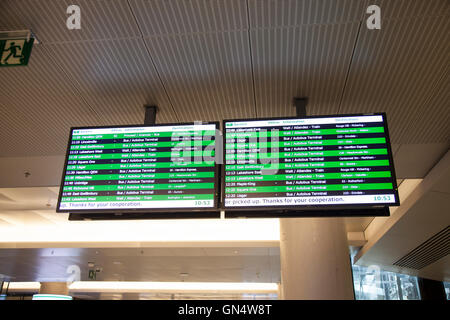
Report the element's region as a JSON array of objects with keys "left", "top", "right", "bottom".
[
  {"left": 0, "top": 218, "right": 280, "bottom": 246},
  {"left": 68, "top": 281, "right": 279, "bottom": 294},
  {"left": 6, "top": 282, "right": 41, "bottom": 292}
]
